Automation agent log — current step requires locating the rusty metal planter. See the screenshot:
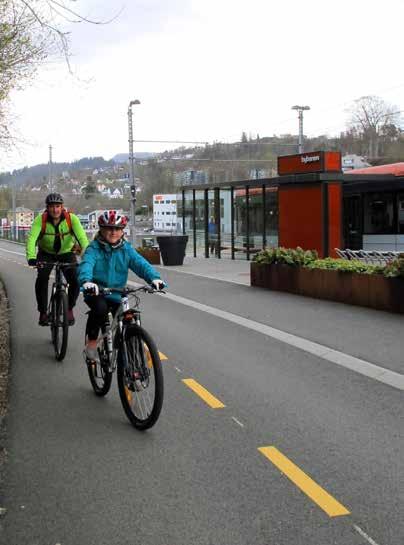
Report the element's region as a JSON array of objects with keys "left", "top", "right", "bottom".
[
  {"left": 136, "top": 247, "right": 161, "bottom": 265},
  {"left": 250, "top": 262, "right": 404, "bottom": 314}
]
